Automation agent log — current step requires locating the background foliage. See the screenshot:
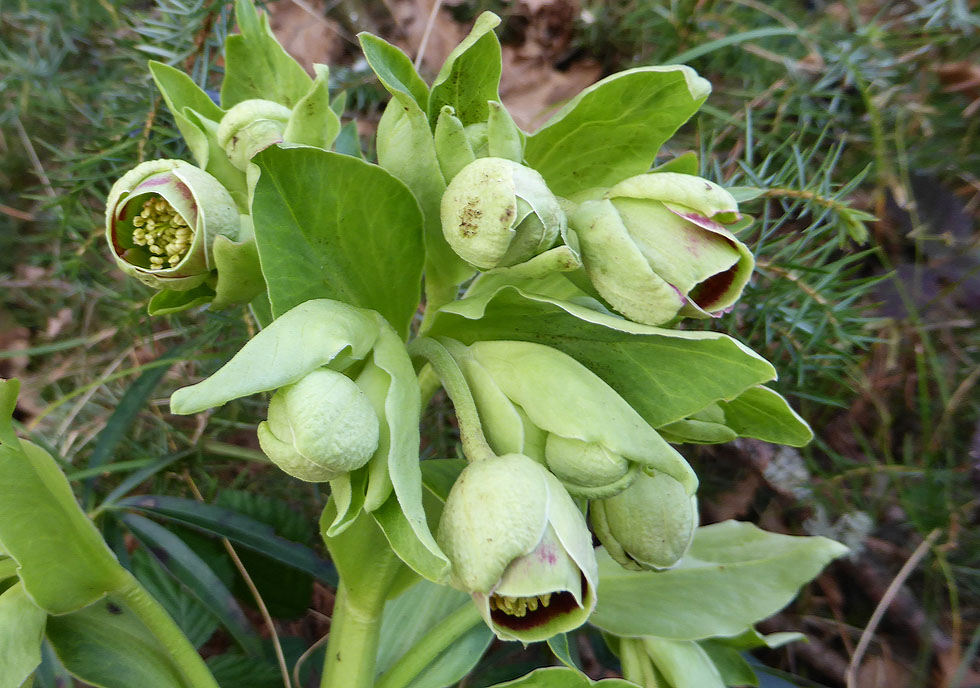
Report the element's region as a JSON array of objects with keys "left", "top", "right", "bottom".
[{"left": 1, "top": 0, "right": 978, "bottom": 685}]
